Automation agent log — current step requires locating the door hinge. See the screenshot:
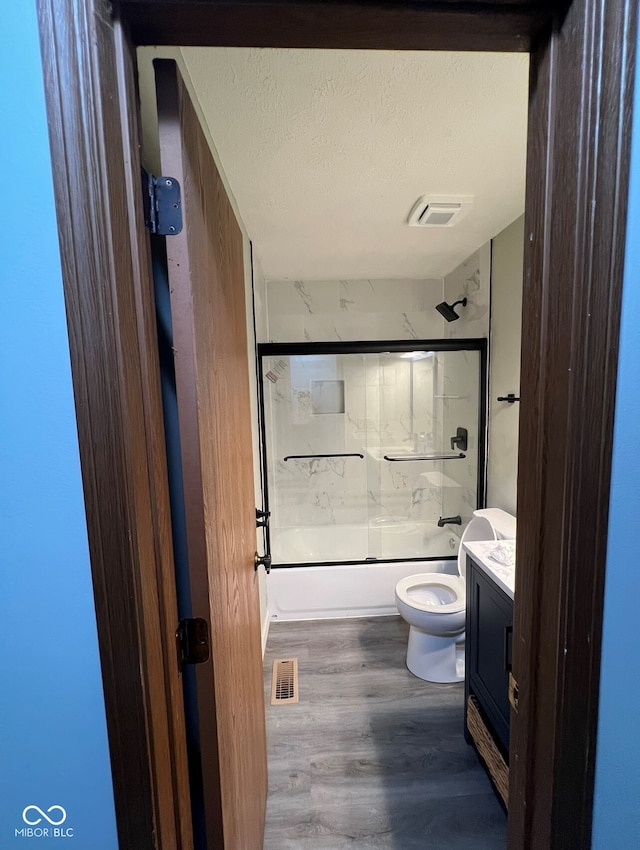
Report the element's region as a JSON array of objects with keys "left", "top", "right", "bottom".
[
  {"left": 142, "top": 169, "right": 183, "bottom": 235},
  {"left": 176, "top": 618, "right": 209, "bottom": 672},
  {"left": 509, "top": 672, "right": 519, "bottom": 713}
]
